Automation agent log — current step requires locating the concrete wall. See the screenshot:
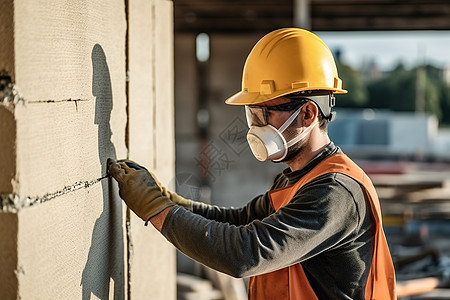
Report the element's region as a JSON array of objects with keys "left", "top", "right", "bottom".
[{"left": 0, "top": 0, "right": 175, "bottom": 299}]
